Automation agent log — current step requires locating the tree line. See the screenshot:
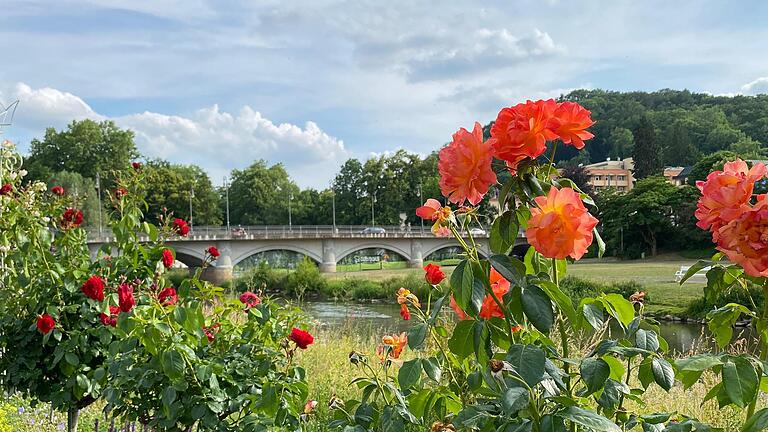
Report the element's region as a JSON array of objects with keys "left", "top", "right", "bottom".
[{"left": 21, "top": 89, "right": 768, "bottom": 257}]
